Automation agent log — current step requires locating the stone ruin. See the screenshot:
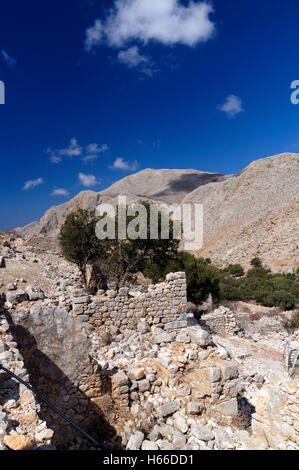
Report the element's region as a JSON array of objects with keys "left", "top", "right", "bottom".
[
  {"left": 72, "top": 272, "right": 188, "bottom": 332},
  {"left": 0, "top": 264, "right": 298, "bottom": 451}
]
